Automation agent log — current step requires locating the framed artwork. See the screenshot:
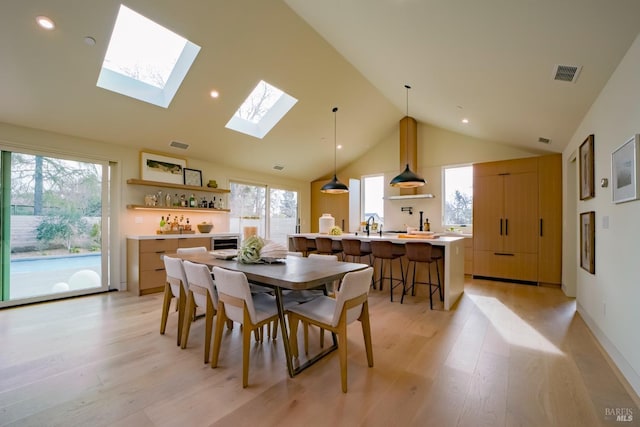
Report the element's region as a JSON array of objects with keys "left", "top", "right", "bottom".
[
  {"left": 140, "top": 151, "right": 186, "bottom": 184},
  {"left": 612, "top": 134, "right": 640, "bottom": 204},
  {"left": 183, "top": 168, "right": 203, "bottom": 187},
  {"left": 579, "top": 134, "right": 595, "bottom": 200},
  {"left": 580, "top": 211, "right": 595, "bottom": 274}
]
